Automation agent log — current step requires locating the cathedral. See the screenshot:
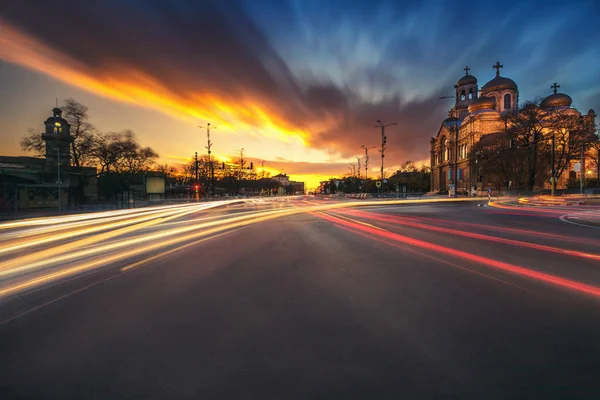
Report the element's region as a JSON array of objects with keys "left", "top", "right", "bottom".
[{"left": 429, "top": 62, "right": 596, "bottom": 195}]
